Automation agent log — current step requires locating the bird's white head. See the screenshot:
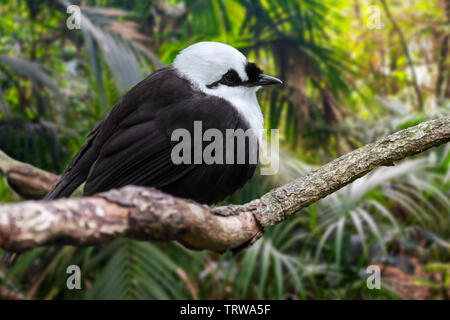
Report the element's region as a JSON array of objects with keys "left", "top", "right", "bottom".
[
  {"left": 173, "top": 41, "right": 281, "bottom": 92},
  {"left": 172, "top": 42, "right": 282, "bottom": 131}
]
